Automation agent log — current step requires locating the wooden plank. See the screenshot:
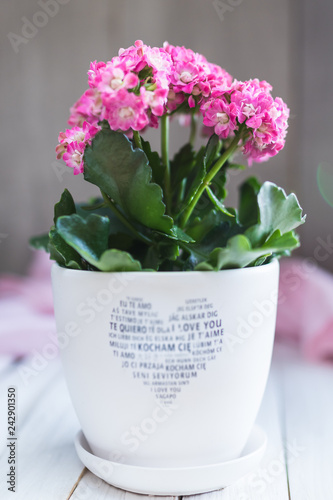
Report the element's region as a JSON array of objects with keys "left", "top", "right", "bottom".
[
  {"left": 282, "top": 346, "right": 333, "bottom": 499},
  {"left": 0, "top": 356, "right": 13, "bottom": 374},
  {"left": 3, "top": 347, "right": 333, "bottom": 500},
  {"left": 71, "top": 471, "right": 178, "bottom": 500},
  {"left": 2, "top": 345, "right": 333, "bottom": 499},
  {"left": 0, "top": 358, "right": 17, "bottom": 455},
  {"left": 185, "top": 346, "right": 289, "bottom": 500},
  {"left": 0, "top": 357, "right": 82, "bottom": 499}
]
